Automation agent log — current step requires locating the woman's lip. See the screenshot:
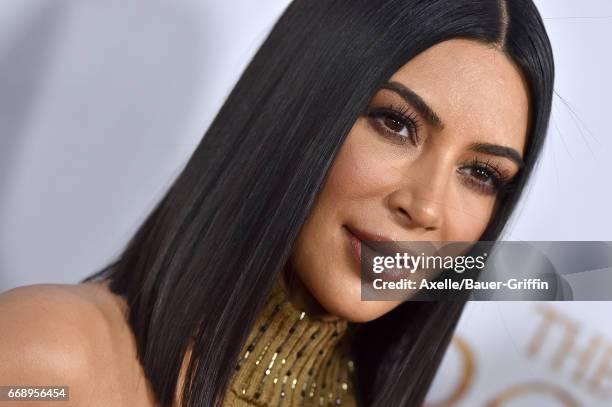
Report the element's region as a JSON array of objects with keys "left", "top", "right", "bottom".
[
  {"left": 345, "top": 227, "right": 362, "bottom": 268},
  {"left": 344, "top": 225, "right": 395, "bottom": 243},
  {"left": 343, "top": 225, "right": 418, "bottom": 258},
  {"left": 343, "top": 225, "right": 400, "bottom": 280}
]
